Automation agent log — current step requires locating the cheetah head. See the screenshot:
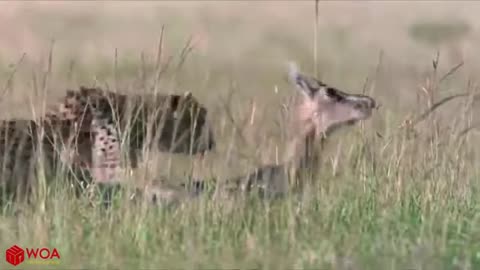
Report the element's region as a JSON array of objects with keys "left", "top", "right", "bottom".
[{"left": 155, "top": 91, "right": 216, "bottom": 155}]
